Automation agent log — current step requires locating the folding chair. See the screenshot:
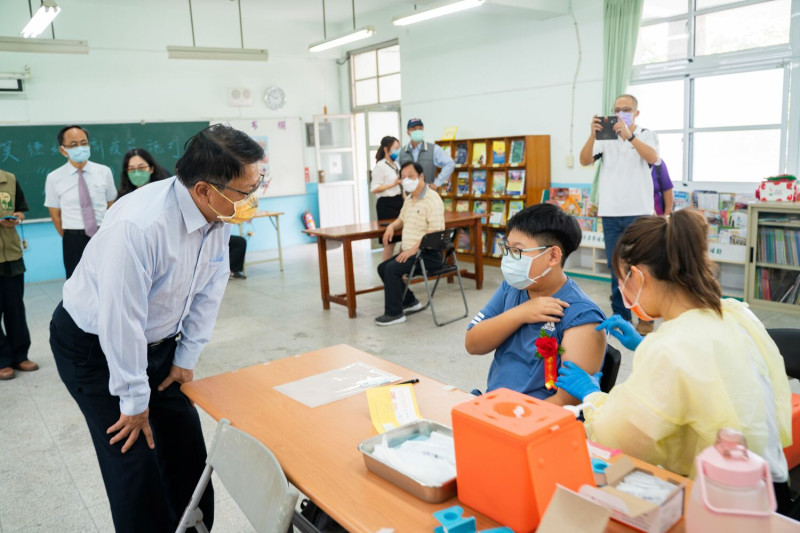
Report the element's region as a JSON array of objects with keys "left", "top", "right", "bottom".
[
  {"left": 176, "top": 419, "right": 298, "bottom": 533},
  {"left": 599, "top": 344, "right": 622, "bottom": 393},
  {"left": 401, "top": 228, "right": 469, "bottom": 327},
  {"left": 769, "top": 328, "right": 800, "bottom": 380}
]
